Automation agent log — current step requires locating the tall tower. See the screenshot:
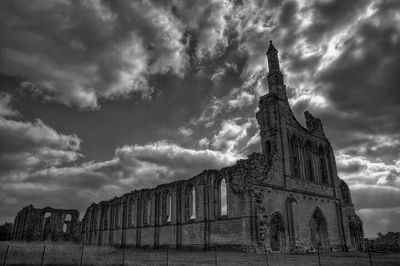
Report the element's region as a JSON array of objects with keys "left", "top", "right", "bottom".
[
  {"left": 266, "top": 41, "right": 286, "bottom": 98},
  {"left": 256, "top": 41, "right": 290, "bottom": 187}
]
